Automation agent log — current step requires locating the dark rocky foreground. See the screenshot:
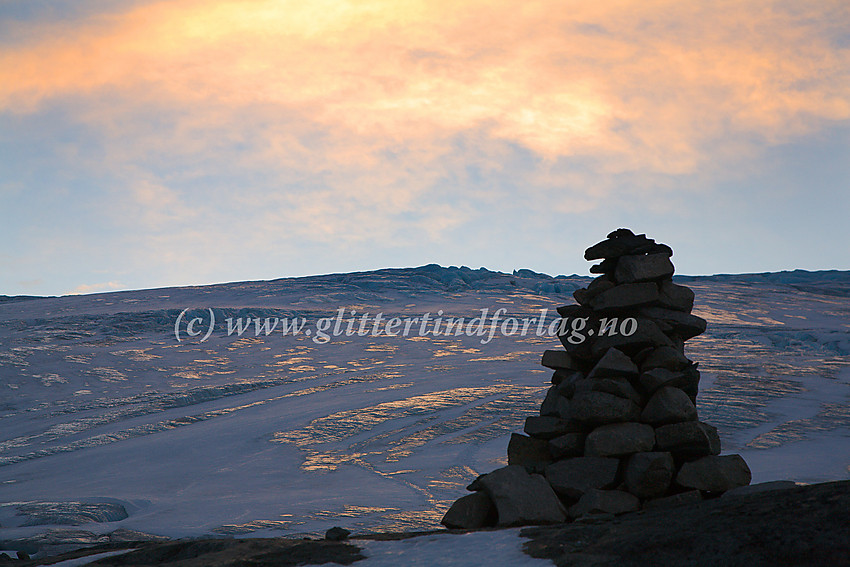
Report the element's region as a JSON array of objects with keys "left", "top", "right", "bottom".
[
  {"left": 11, "top": 480, "right": 849, "bottom": 566},
  {"left": 521, "top": 480, "right": 850, "bottom": 567}
]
